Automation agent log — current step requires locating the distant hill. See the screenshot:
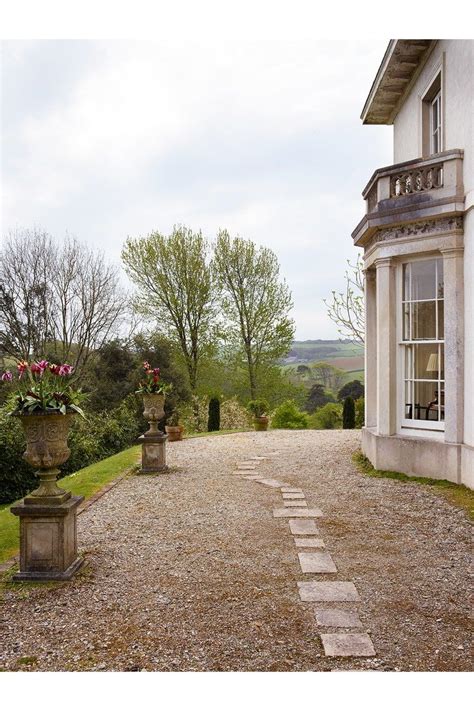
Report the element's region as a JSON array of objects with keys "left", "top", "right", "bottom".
[{"left": 282, "top": 339, "right": 364, "bottom": 383}]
